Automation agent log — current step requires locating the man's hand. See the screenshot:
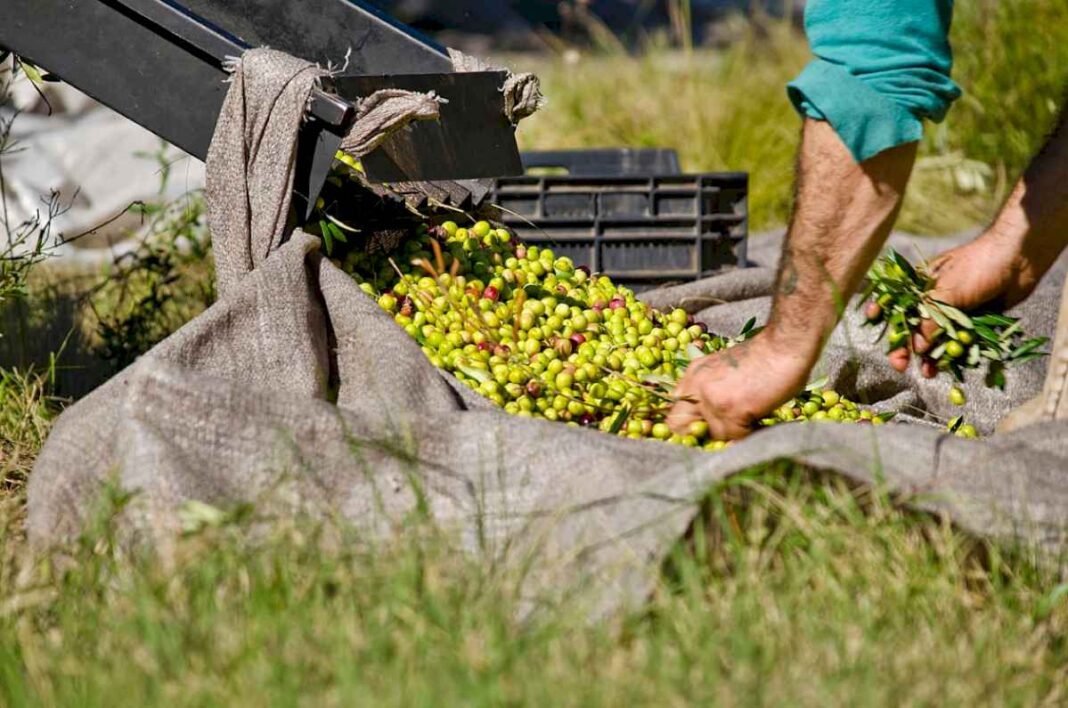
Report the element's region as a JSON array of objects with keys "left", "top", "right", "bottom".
[
  {"left": 893, "top": 107, "right": 1068, "bottom": 375},
  {"left": 887, "top": 231, "right": 1056, "bottom": 374},
  {"left": 666, "top": 120, "right": 917, "bottom": 441},
  {"left": 667, "top": 332, "right": 813, "bottom": 440}
]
